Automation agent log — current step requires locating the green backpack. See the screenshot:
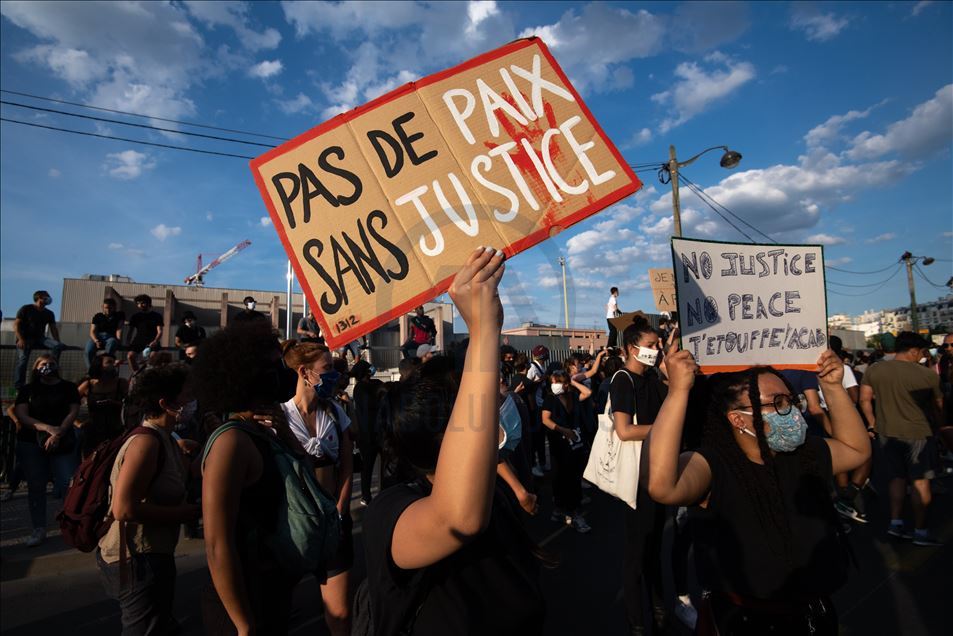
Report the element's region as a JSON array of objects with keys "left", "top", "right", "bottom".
[{"left": 202, "top": 420, "right": 340, "bottom": 577}]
